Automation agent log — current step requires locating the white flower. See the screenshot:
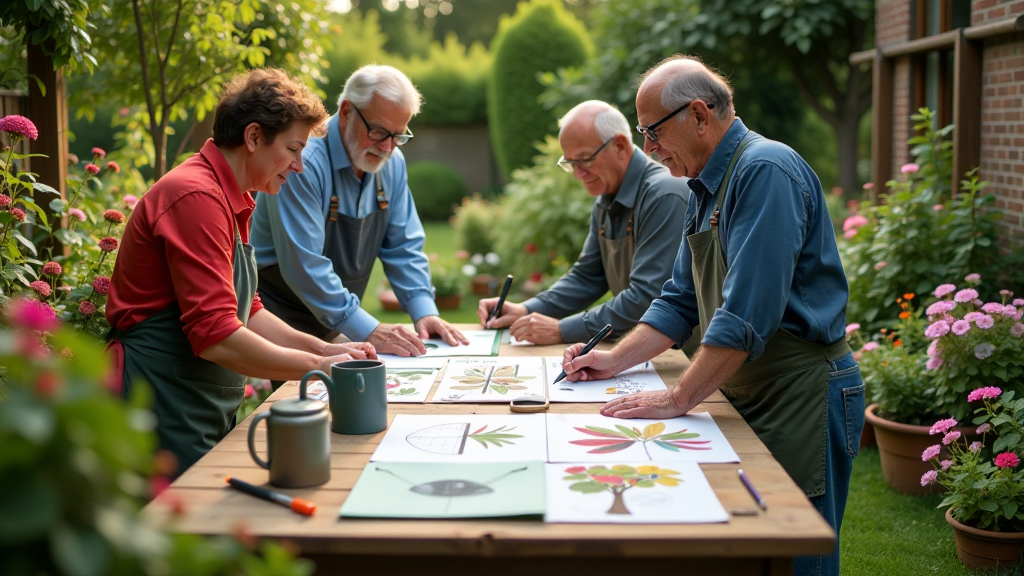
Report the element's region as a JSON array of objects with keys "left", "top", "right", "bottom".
[
  {"left": 461, "top": 264, "right": 477, "bottom": 277},
  {"left": 470, "top": 253, "right": 484, "bottom": 266},
  {"left": 485, "top": 252, "right": 501, "bottom": 266}
]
